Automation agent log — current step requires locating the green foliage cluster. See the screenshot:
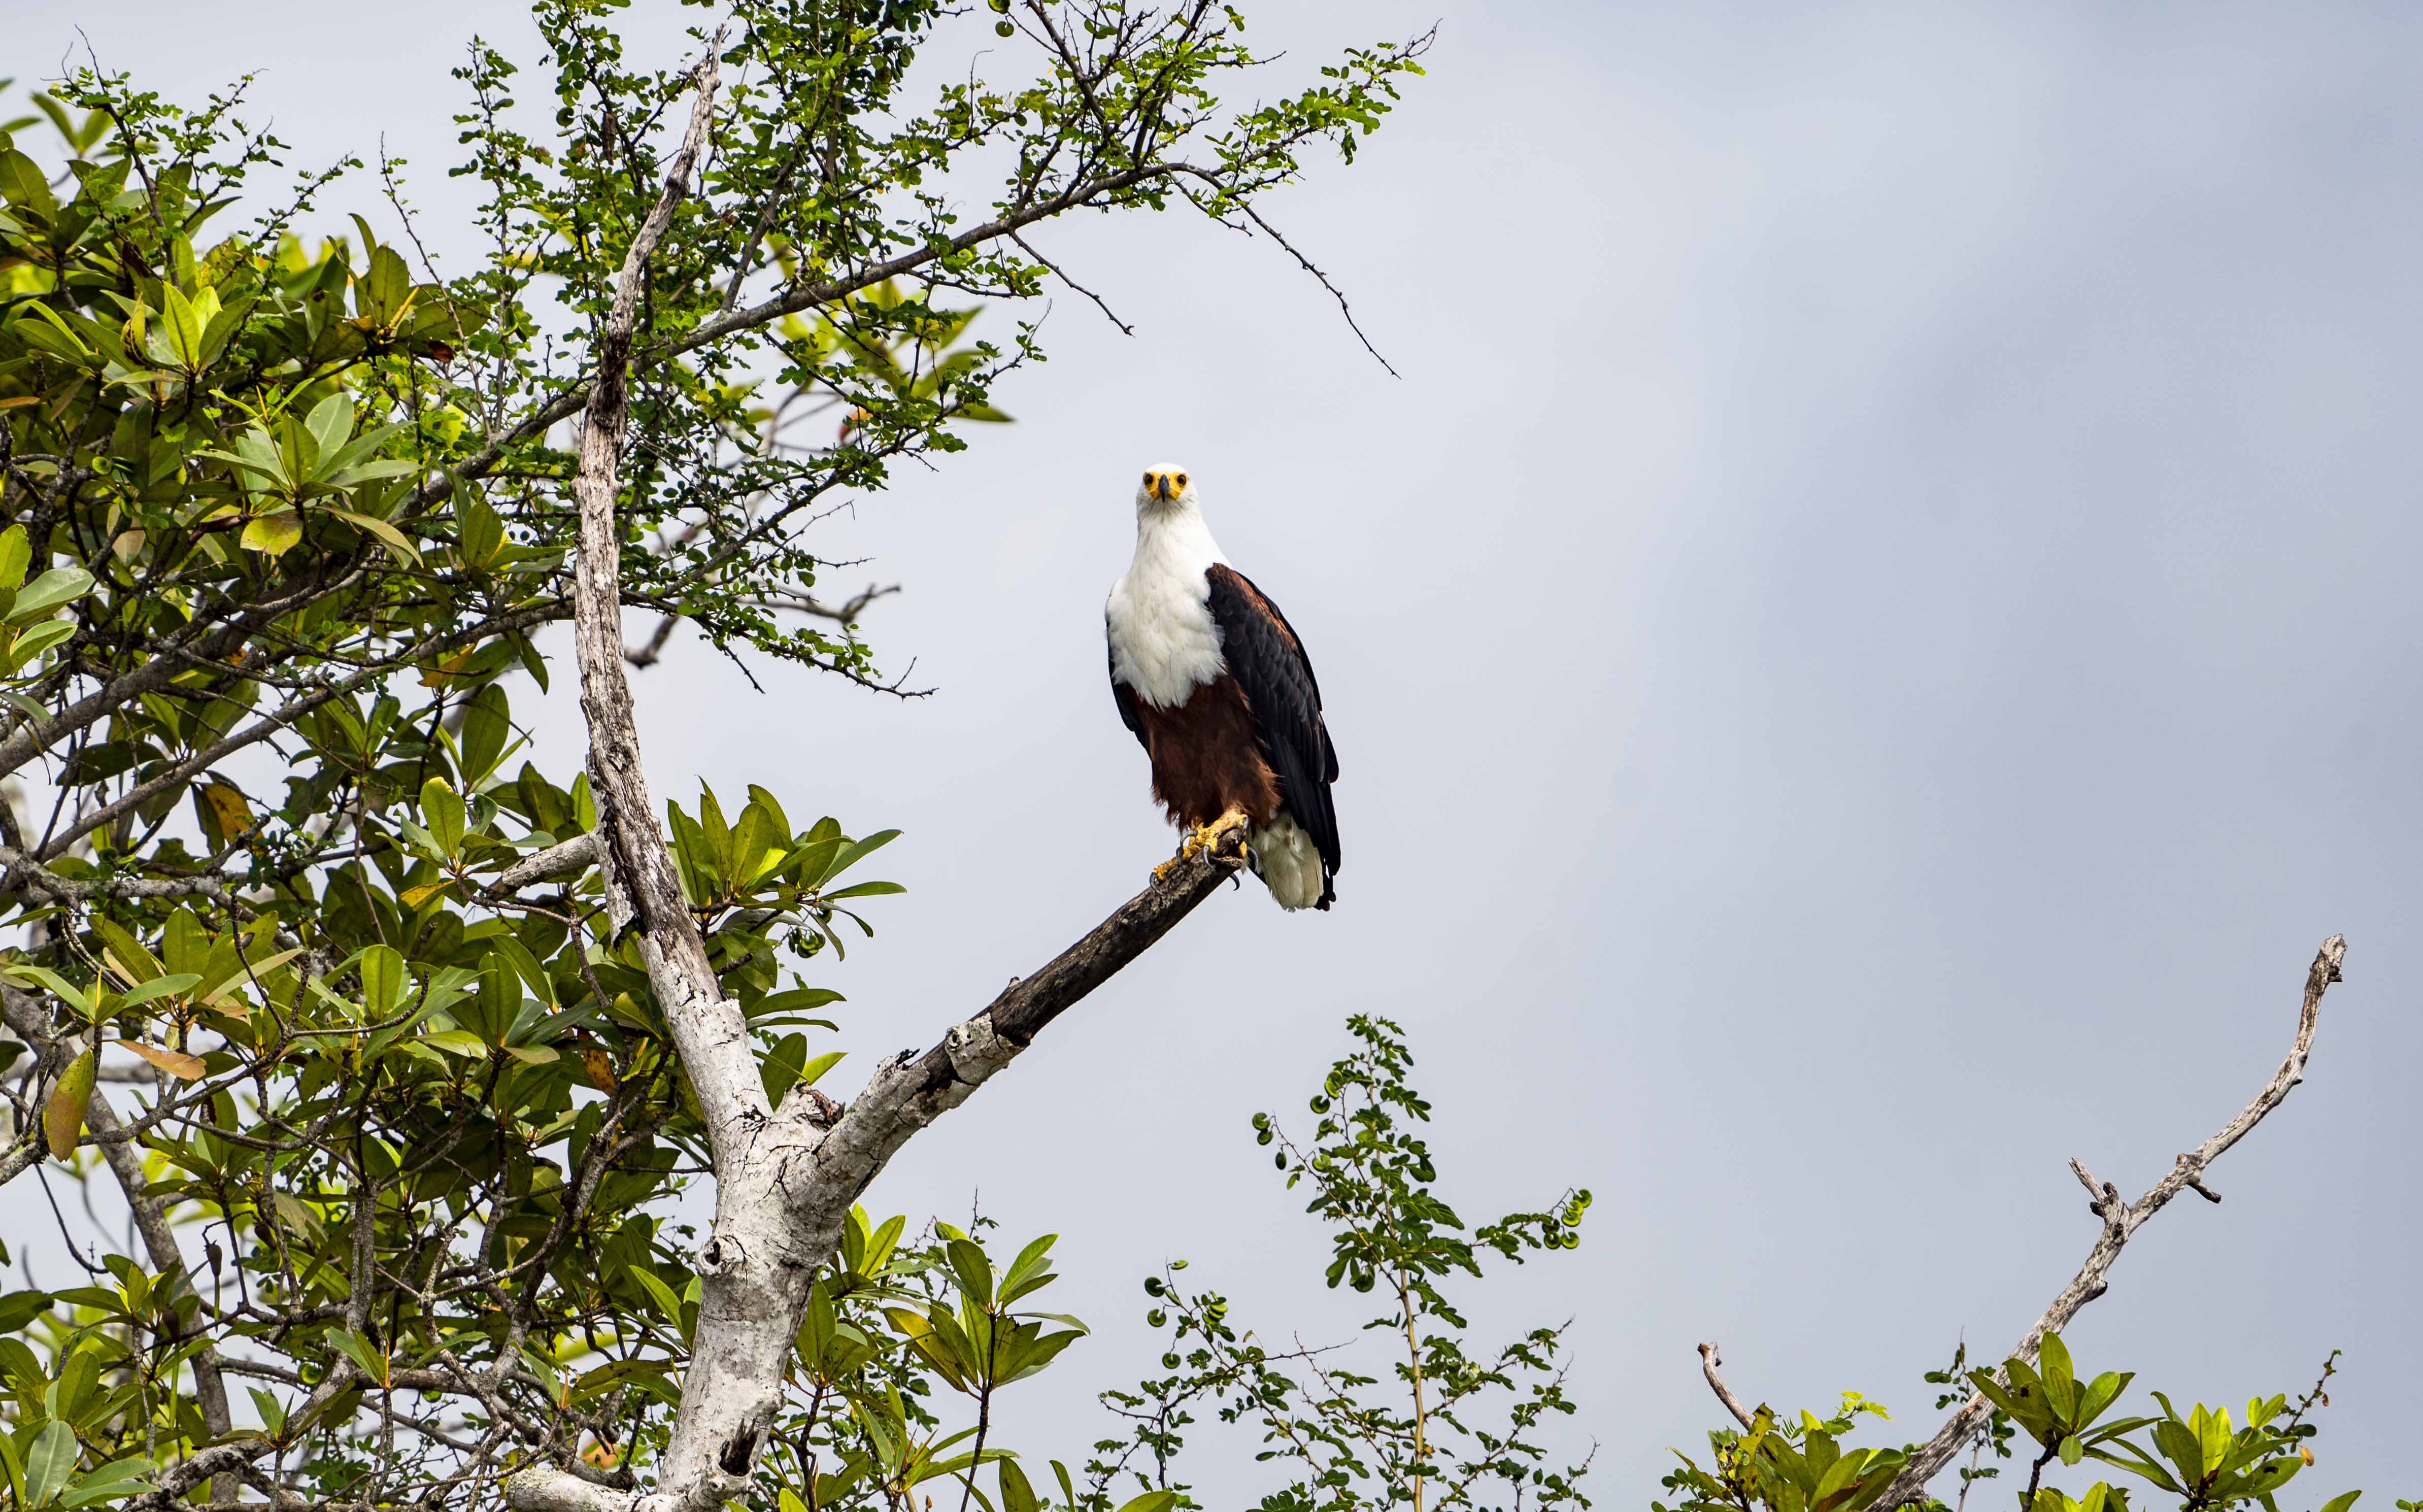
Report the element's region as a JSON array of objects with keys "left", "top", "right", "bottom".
[
  {"left": 1658, "top": 1334, "right": 2380, "bottom": 1512},
  {"left": 1083, "top": 1016, "right": 1594, "bottom": 1512},
  {"left": 0, "top": 1, "right": 1428, "bottom": 1503}
]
